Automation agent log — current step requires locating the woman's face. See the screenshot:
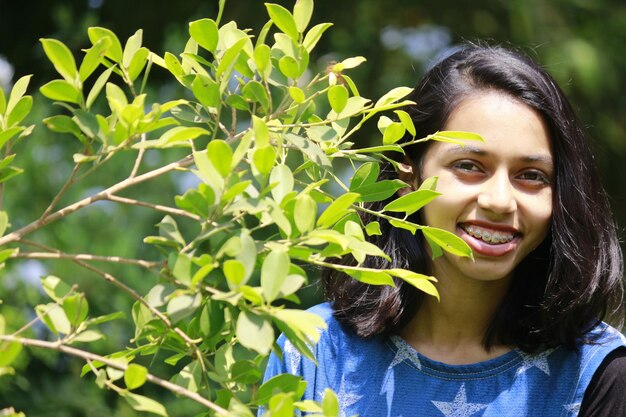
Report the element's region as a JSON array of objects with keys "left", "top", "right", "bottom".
[{"left": 420, "top": 92, "right": 553, "bottom": 283}]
